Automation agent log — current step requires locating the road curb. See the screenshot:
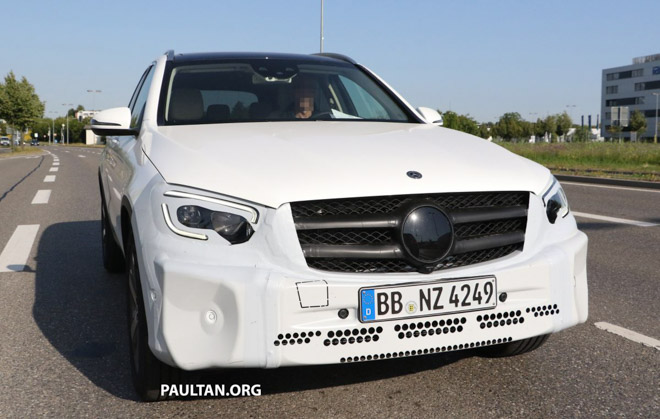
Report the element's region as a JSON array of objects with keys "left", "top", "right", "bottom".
[{"left": 555, "top": 174, "right": 660, "bottom": 190}]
